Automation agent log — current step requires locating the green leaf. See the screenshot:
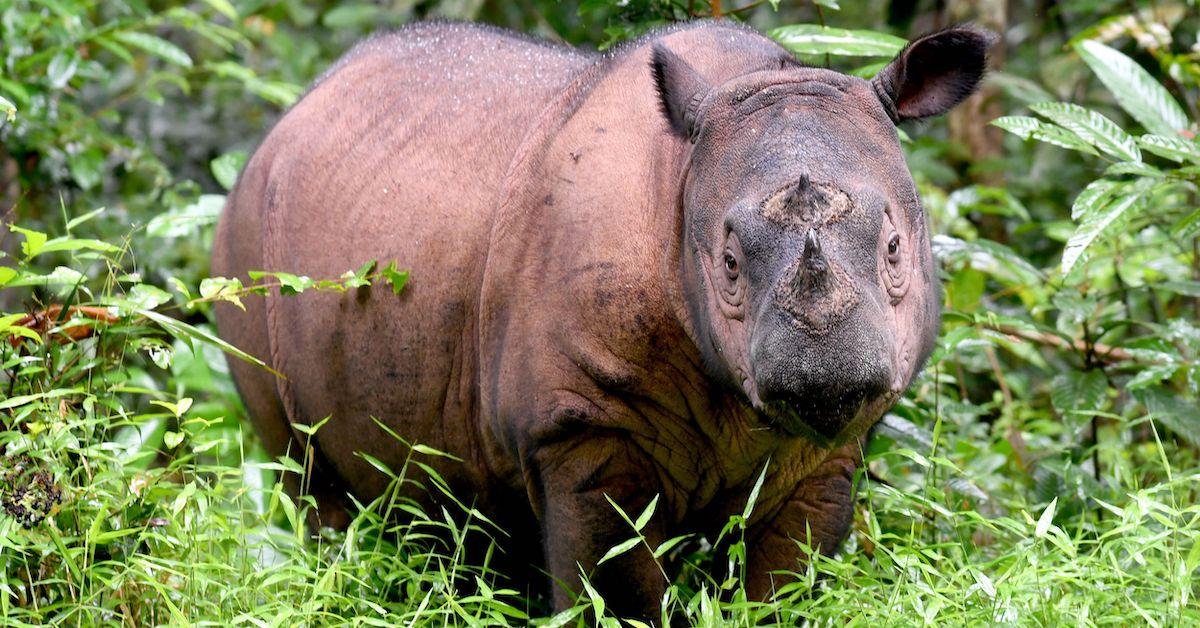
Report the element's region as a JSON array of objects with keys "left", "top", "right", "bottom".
[
  {"left": 596, "top": 537, "right": 641, "bottom": 565},
  {"left": 138, "top": 309, "right": 279, "bottom": 377},
  {"left": 1050, "top": 370, "right": 1108, "bottom": 418},
  {"left": 1102, "top": 161, "right": 1161, "bottom": 178},
  {"left": 67, "top": 147, "right": 105, "bottom": 190},
  {"left": 163, "top": 431, "right": 184, "bottom": 449},
  {"left": 146, "top": 195, "right": 225, "bottom": 239},
  {"left": 634, "top": 494, "right": 658, "bottom": 531},
  {"left": 7, "top": 265, "right": 85, "bottom": 287},
  {"left": 946, "top": 185, "right": 1031, "bottom": 220},
  {"left": 119, "top": 284, "right": 172, "bottom": 314},
  {"left": 247, "top": 271, "right": 313, "bottom": 295},
  {"left": 0, "top": 95, "right": 16, "bottom": 123},
  {"left": 992, "top": 116, "right": 1099, "bottom": 155},
  {"left": 1035, "top": 497, "right": 1057, "bottom": 538},
  {"left": 1029, "top": 102, "right": 1141, "bottom": 162},
  {"left": 35, "top": 237, "right": 121, "bottom": 257},
  {"left": 1075, "top": 39, "right": 1187, "bottom": 136},
  {"left": 380, "top": 261, "right": 409, "bottom": 295},
  {"left": 743, "top": 458, "right": 770, "bottom": 520},
  {"left": 652, "top": 535, "right": 690, "bottom": 559},
  {"left": 201, "top": 0, "right": 238, "bottom": 19},
  {"left": 1070, "top": 179, "right": 1119, "bottom": 220},
  {"left": 114, "top": 31, "right": 194, "bottom": 68},
  {"left": 932, "top": 235, "right": 1044, "bottom": 286},
  {"left": 1133, "top": 388, "right": 1200, "bottom": 448},
  {"left": 1136, "top": 134, "right": 1200, "bottom": 164},
  {"left": 210, "top": 152, "right": 247, "bottom": 191},
  {"left": 198, "top": 276, "right": 244, "bottom": 310},
  {"left": 10, "top": 225, "right": 48, "bottom": 259},
  {"left": 1062, "top": 187, "right": 1144, "bottom": 275},
  {"left": 770, "top": 25, "right": 907, "bottom": 57},
  {"left": 322, "top": 4, "right": 381, "bottom": 28}
]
